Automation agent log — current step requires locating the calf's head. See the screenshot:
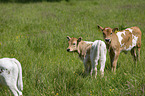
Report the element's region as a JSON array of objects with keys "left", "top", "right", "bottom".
[
  {"left": 67, "top": 36, "right": 82, "bottom": 52},
  {"left": 97, "top": 25, "right": 118, "bottom": 44}
]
